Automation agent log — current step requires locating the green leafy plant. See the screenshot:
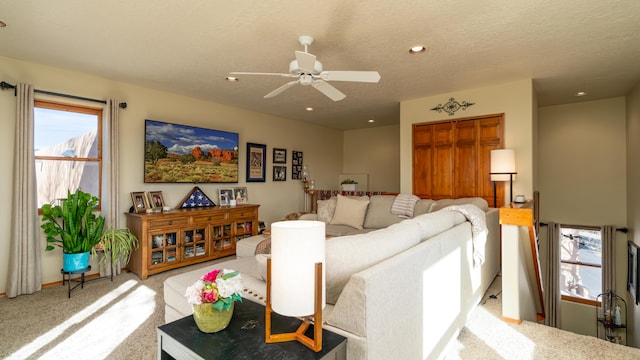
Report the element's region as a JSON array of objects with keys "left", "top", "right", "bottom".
[
  {"left": 41, "top": 189, "right": 105, "bottom": 254},
  {"left": 96, "top": 228, "right": 139, "bottom": 266}
]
